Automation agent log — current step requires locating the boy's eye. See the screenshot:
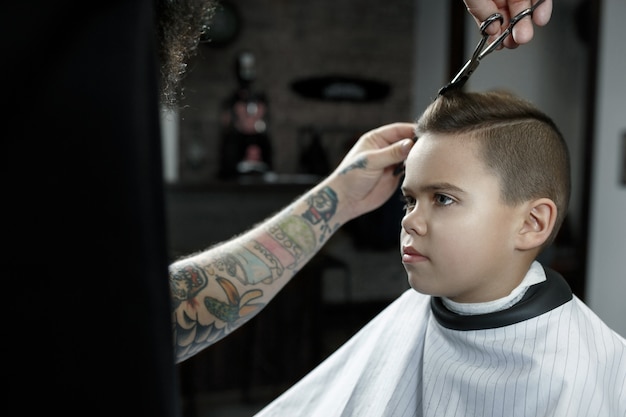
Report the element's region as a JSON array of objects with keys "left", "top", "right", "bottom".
[{"left": 434, "top": 193, "right": 454, "bottom": 206}]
